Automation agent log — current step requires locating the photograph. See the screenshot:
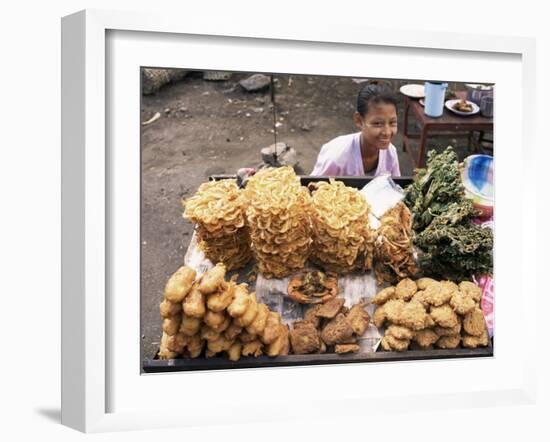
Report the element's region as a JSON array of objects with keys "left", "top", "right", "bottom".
[{"left": 139, "top": 69, "right": 495, "bottom": 372}]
